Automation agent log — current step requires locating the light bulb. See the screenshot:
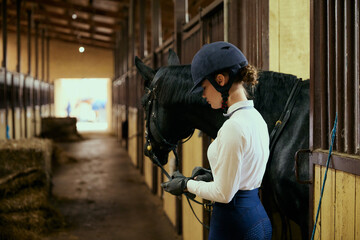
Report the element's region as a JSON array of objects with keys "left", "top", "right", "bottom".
[
  {"left": 72, "top": 13, "right": 77, "bottom": 20},
  {"left": 79, "top": 46, "right": 85, "bottom": 53}
]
